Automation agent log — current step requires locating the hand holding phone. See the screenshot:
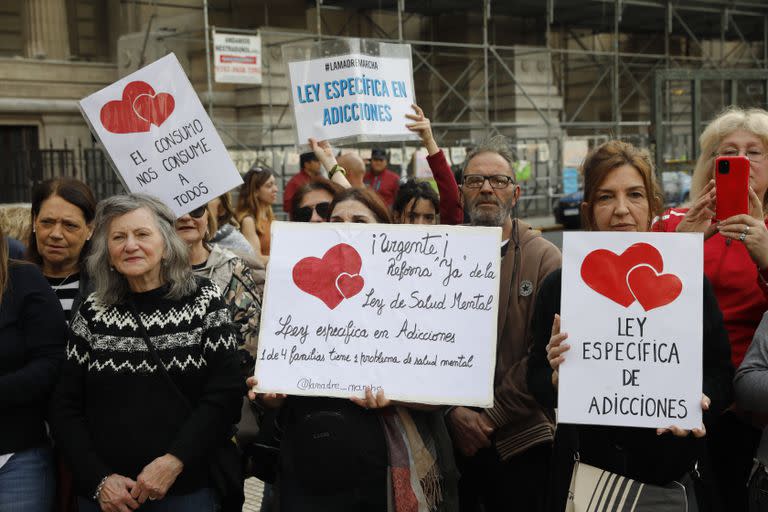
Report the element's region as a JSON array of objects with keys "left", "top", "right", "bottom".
[{"left": 715, "top": 155, "right": 750, "bottom": 221}]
